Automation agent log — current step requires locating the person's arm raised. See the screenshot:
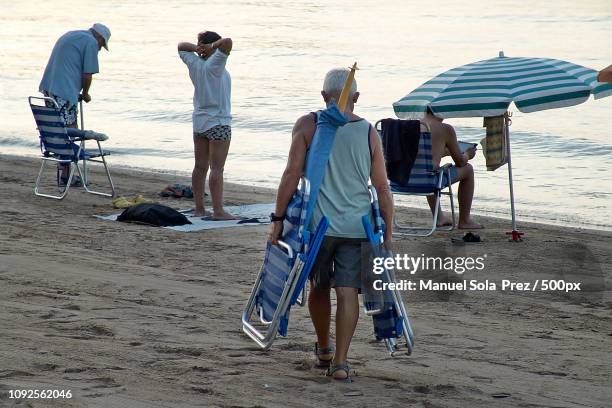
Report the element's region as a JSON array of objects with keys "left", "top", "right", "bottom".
[
  {"left": 212, "top": 37, "right": 232, "bottom": 55},
  {"left": 177, "top": 42, "right": 197, "bottom": 53},
  {"left": 197, "top": 37, "right": 233, "bottom": 58}
]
